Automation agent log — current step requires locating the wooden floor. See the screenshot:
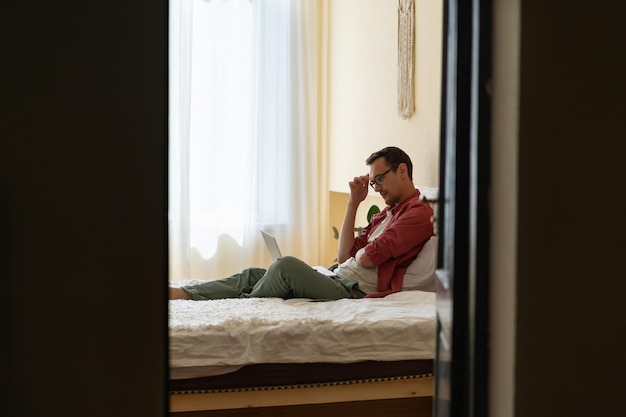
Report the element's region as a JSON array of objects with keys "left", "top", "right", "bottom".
[{"left": 171, "top": 396, "right": 432, "bottom": 417}]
